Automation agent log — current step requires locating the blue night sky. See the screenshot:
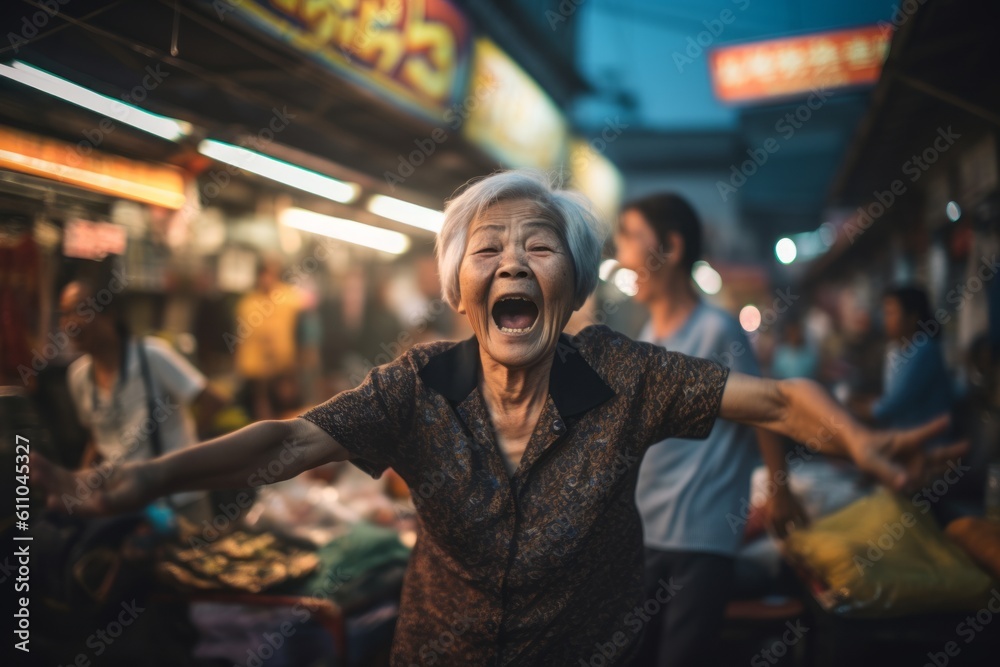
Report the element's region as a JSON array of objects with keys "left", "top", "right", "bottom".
[{"left": 574, "top": 0, "right": 897, "bottom": 129}]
